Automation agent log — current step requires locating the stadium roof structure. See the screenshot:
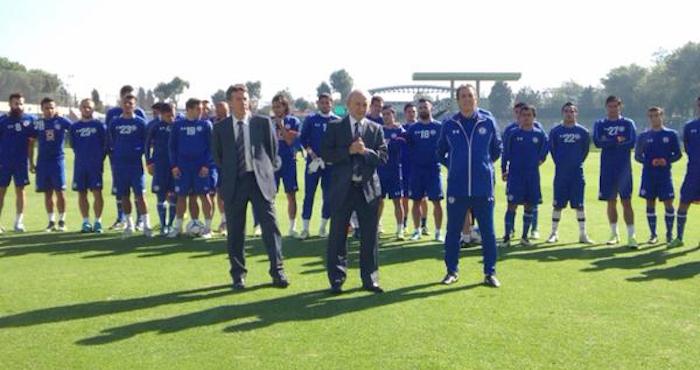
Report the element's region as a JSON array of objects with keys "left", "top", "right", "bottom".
[
  {"left": 412, "top": 72, "right": 522, "bottom": 98},
  {"left": 368, "top": 84, "right": 453, "bottom": 95}
]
